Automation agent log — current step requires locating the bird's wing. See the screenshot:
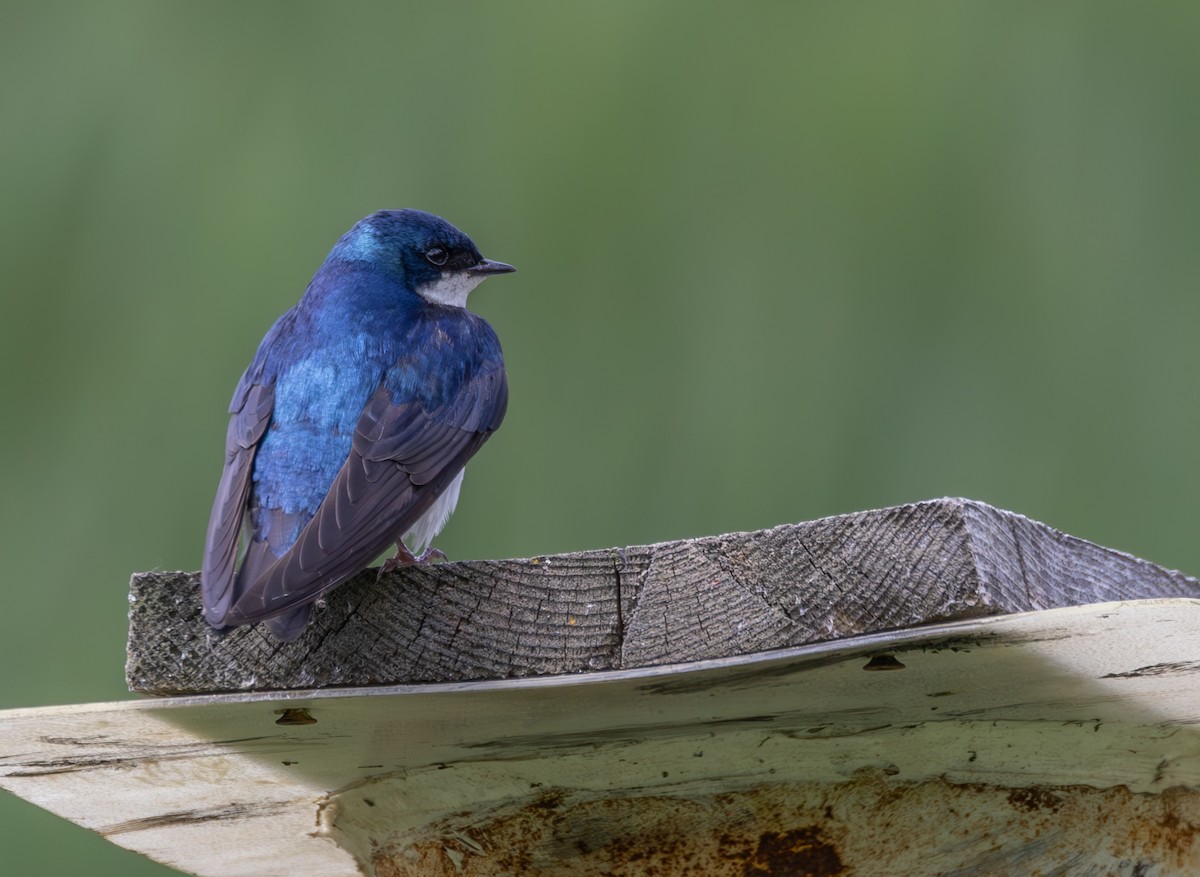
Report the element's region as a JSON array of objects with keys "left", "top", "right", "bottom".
[
  {"left": 201, "top": 376, "right": 274, "bottom": 626},
  {"left": 221, "top": 358, "right": 507, "bottom": 627}
]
